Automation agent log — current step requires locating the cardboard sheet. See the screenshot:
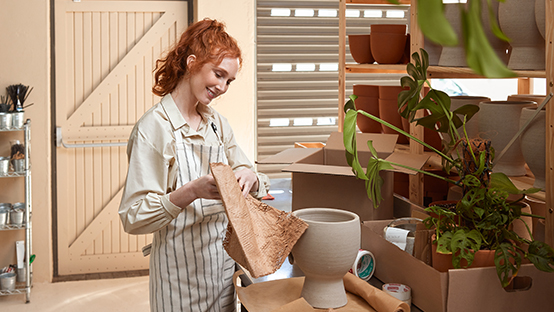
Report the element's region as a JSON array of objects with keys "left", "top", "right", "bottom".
[{"left": 234, "top": 270, "right": 410, "bottom": 312}]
